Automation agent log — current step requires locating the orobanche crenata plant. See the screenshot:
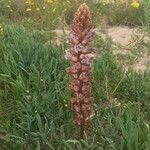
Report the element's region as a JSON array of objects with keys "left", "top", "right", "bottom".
[{"left": 65, "top": 3, "right": 96, "bottom": 139}]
